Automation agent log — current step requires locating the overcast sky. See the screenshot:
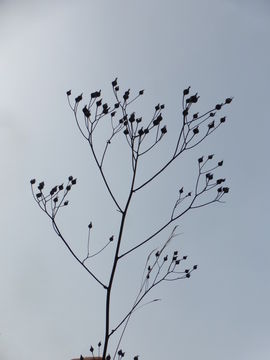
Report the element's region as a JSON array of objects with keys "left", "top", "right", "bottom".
[{"left": 0, "top": 1, "right": 269, "bottom": 359}]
